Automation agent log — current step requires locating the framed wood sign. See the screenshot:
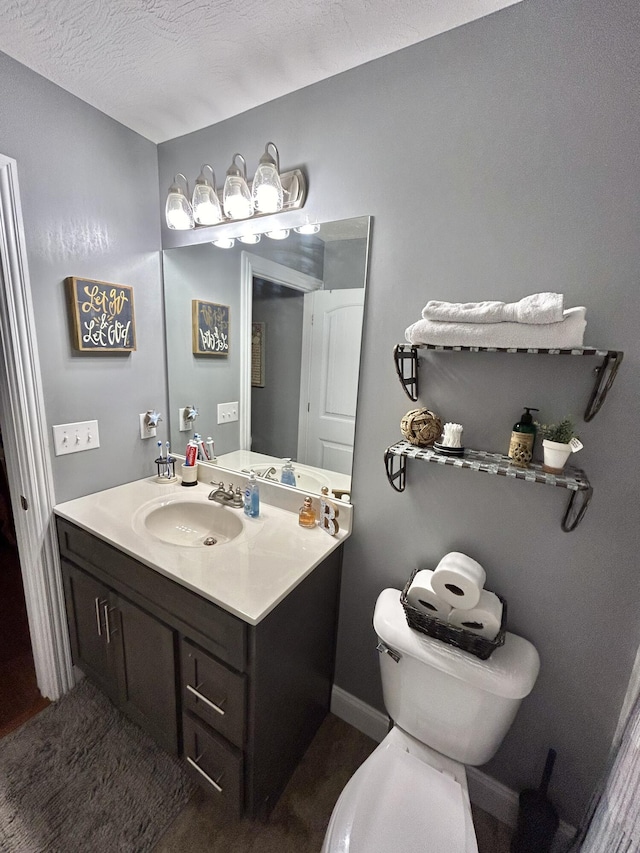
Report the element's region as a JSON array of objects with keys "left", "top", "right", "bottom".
[
  {"left": 251, "top": 322, "right": 265, "bottom": 387},
  {"left": 65, "top": 277, "right": 136, "bottom": 352},
  {"left": 192, "top": 300, "right": 230, "bottom": 356}
]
